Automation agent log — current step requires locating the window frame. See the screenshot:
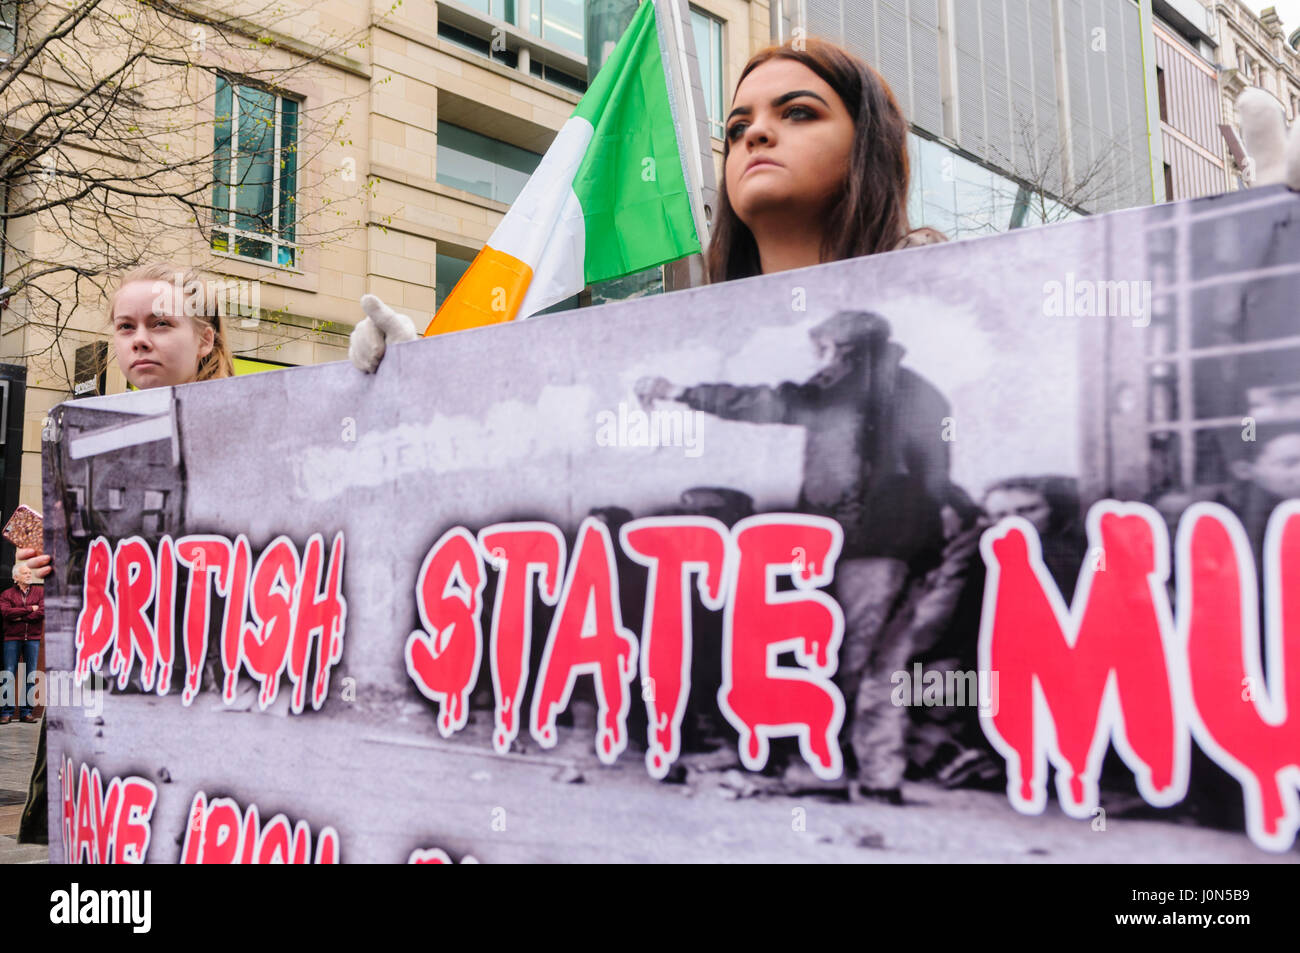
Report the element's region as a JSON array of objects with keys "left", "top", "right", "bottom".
[
  {"left": 435, "top": 11, "right": 588, "bottom": 93},
  {"left": 531, "top": 0, "right": 585, "bottom": 57},
  {"left": 689, "top": 5, "right": 726, "bottom": 141},
  {"left": 435, "top": 119, "right": 544, "bottom": 206},
  {"left": 1139, "top": 212, "right": 1300, "bottom": 497},
  {"left": 0, "top": 0, "right": 17, "bottom": 59},
  {"left": 211, "top": 75, "right": 302, "bottom": 271},
  {"left": 1237, "top": 48, "right": 1256, "bottom": 84}
]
